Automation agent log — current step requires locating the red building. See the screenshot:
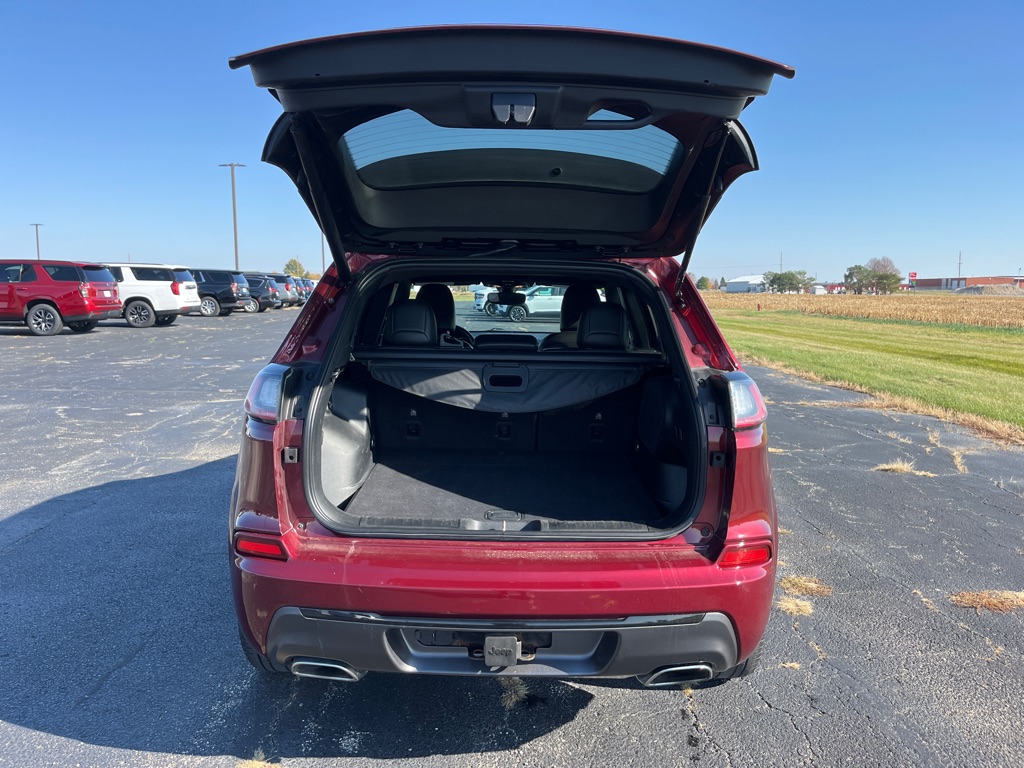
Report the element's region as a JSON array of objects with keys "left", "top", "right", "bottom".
[{"left": 913, "top": 276, "right": 1022, "bottom": 290}]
